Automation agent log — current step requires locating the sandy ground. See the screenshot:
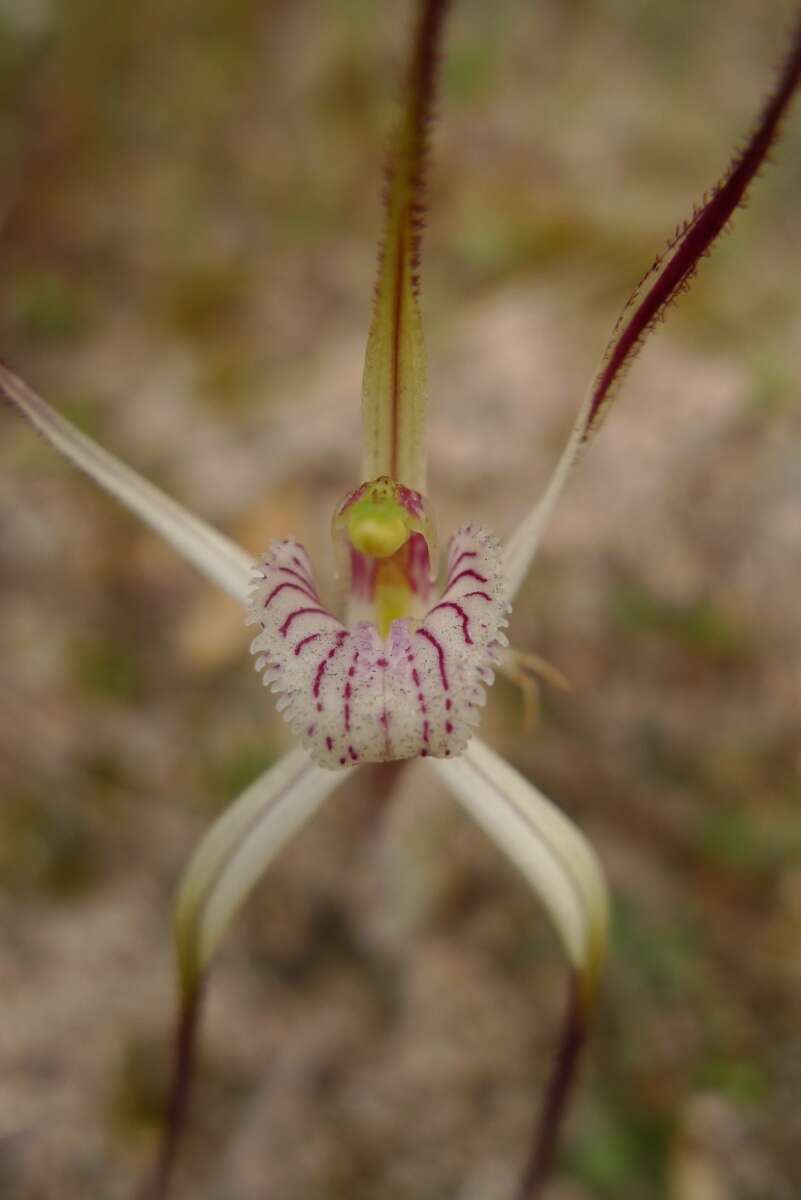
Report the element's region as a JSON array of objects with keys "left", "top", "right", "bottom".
[{"left": 1, "top": 2, "right": 801, "bottom": 1197}]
